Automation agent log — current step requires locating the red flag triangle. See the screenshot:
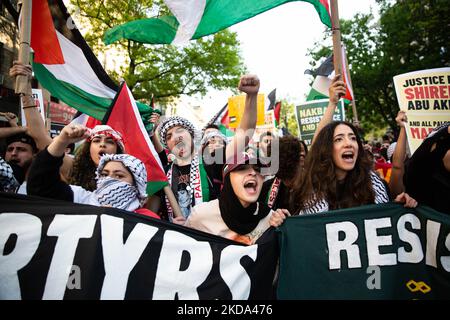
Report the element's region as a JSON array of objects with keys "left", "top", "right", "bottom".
[
  {"left": 31, "top": 0, "right": 64, "bottom": 64},
  {"left": 104, "top": 83, "right": 168, "bottom": 194}
]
